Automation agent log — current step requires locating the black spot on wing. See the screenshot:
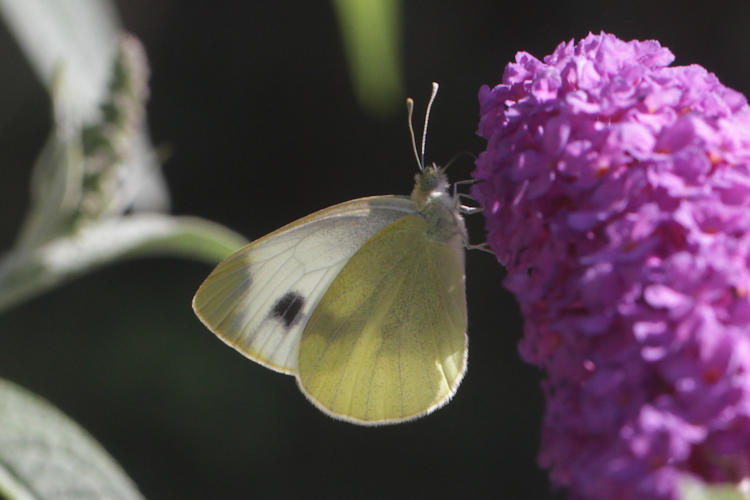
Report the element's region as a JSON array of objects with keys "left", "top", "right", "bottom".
[{"left": 271, "top": 292, "right": 305, "bottom": 329}]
